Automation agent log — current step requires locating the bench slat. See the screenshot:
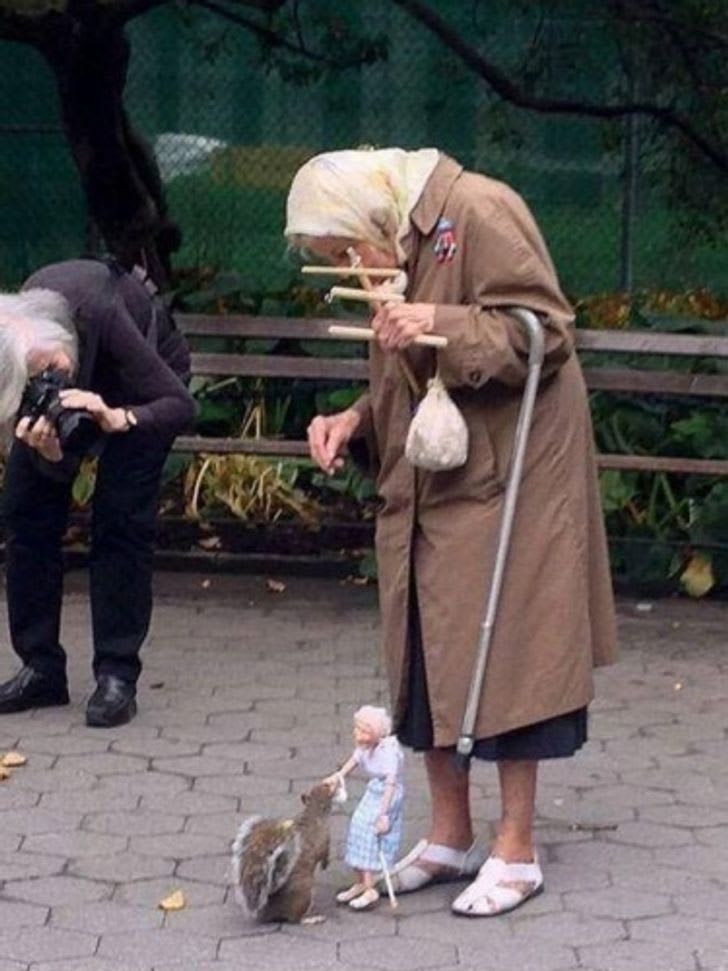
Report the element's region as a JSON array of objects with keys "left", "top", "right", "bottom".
[
  {"left": 179, "top": 315, "right": 342, "bottom": 340},
  {"left": 575, "top": 329, "right": 728, "bottom": 357},
  {"left": 173, "top": 438, "right": 728, "bottom": 476},
  {"left": 178, "top": 314, "right": 728, "bottom": 358},
  {"left": 583, "top": 367, "right": 728, "bottom": 397},
  {"left": 190, "top": 352, "right": 368, "bottom": 381},
  {"left": 191, "top": 355, "right": 728, "bottom": 397},
  {"left": 597, "top": 454, "right": 728, "bottom": 476},
  {"left": 174, "top": 436, "right": 309, "bottom": 456}
]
